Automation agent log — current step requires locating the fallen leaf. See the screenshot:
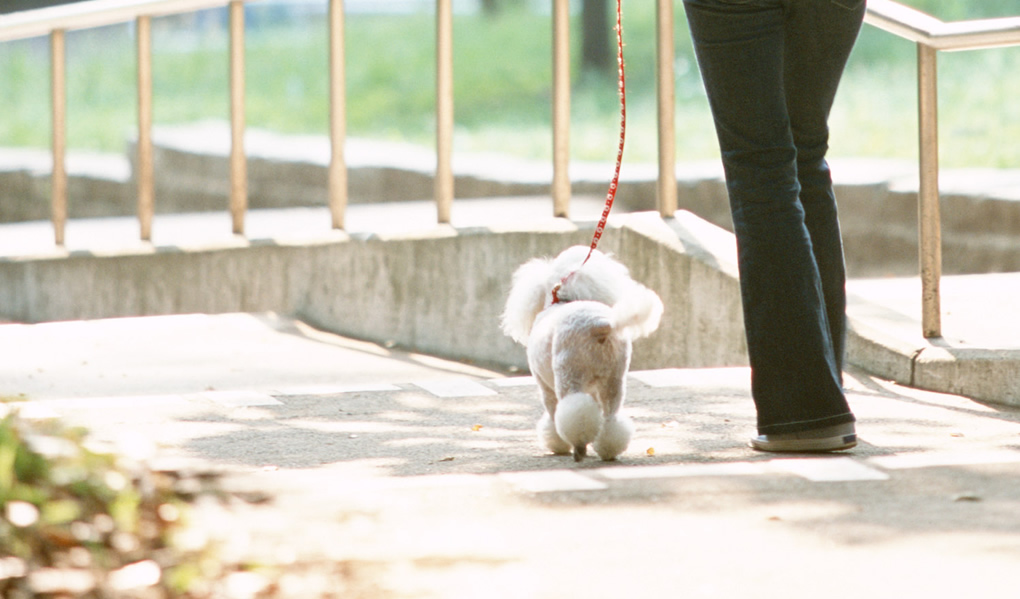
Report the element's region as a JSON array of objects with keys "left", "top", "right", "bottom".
[
  {"left": 646, "top": 447, "right": 655, "bottom": 456},
  {"left": 471, "top": 424, "right": 484, "bottom": 431}
]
